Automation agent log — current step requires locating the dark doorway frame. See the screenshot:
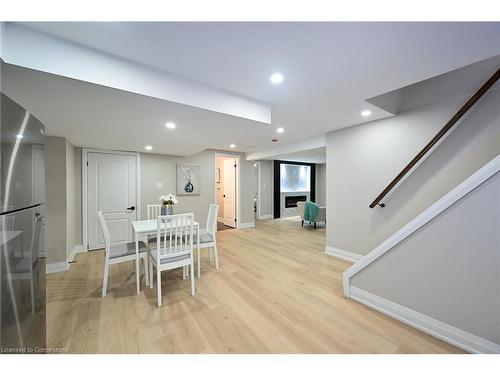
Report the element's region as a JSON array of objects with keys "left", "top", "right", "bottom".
[{"left": 273, "top": 160, "right": 316, "bottom": 219}]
